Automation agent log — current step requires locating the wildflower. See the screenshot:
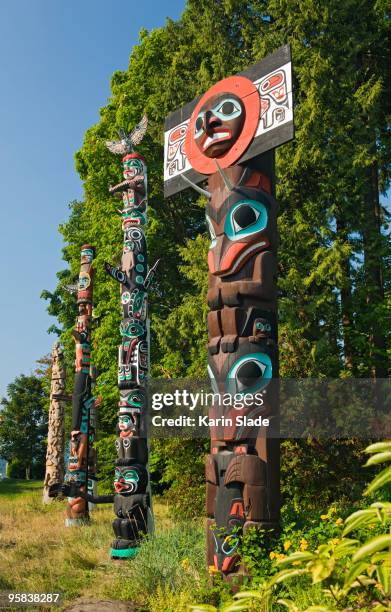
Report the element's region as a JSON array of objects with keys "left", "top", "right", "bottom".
[
  {"left": 269, "top": 551, "right": 276, "bottom": 560},
  {"left": 300, "top": 539, "right": 308, "bottom": 551},
  {"left": 276, "top": 553, "right": 286, "bottom": 561},
  {"left": 335, "top": 518, "right": 343, "bottom": 526},
  {"left": 181, "top": 558, "right": 190, "bottom": 570},
  {"left": 331, "top": 538, "right": 340, "bottom": 546},
  {"left": 320, "top": 514, "right": 328, "bottom": 520},
  {"left": 283, "top": 540, "right": 292, "bottom": 551},
  {"left": 208, "top": 564, "right": 219, "bottom": 574}
]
